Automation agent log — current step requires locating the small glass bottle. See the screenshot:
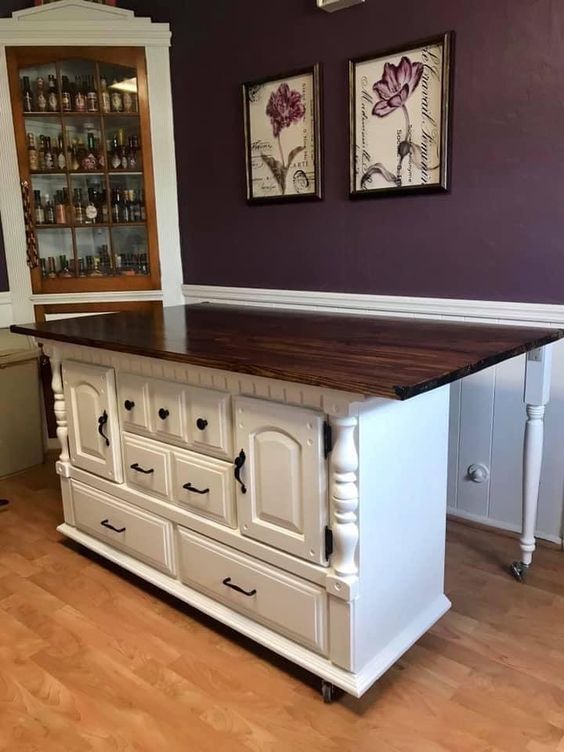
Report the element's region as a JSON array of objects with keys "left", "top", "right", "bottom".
[
  {"left": 33, "top": 190, "right": 44, "bottom": 225},
  {"left": 61, "top": 76, "right": 72, "bottom": 112},
  {"left": 36, "top": 77, "right": 47, "bottom": 112},
  {"left": 87, "top": 76, "right": 98, "bottom": 112},
  {"left": 110, "top": 79, "right": 123, "bottom": 112},
  {"left": 100, "top": 76, "right": 111, "bottom": 113},
  {"left": 22, "top": 76, "right": 34, "bottom": 112},
  {"left": 27, "top": 133, "right": 39, "bottom": 171},
  {"left": 47, "top": 75, "right": 58, "bottom": 112}
]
